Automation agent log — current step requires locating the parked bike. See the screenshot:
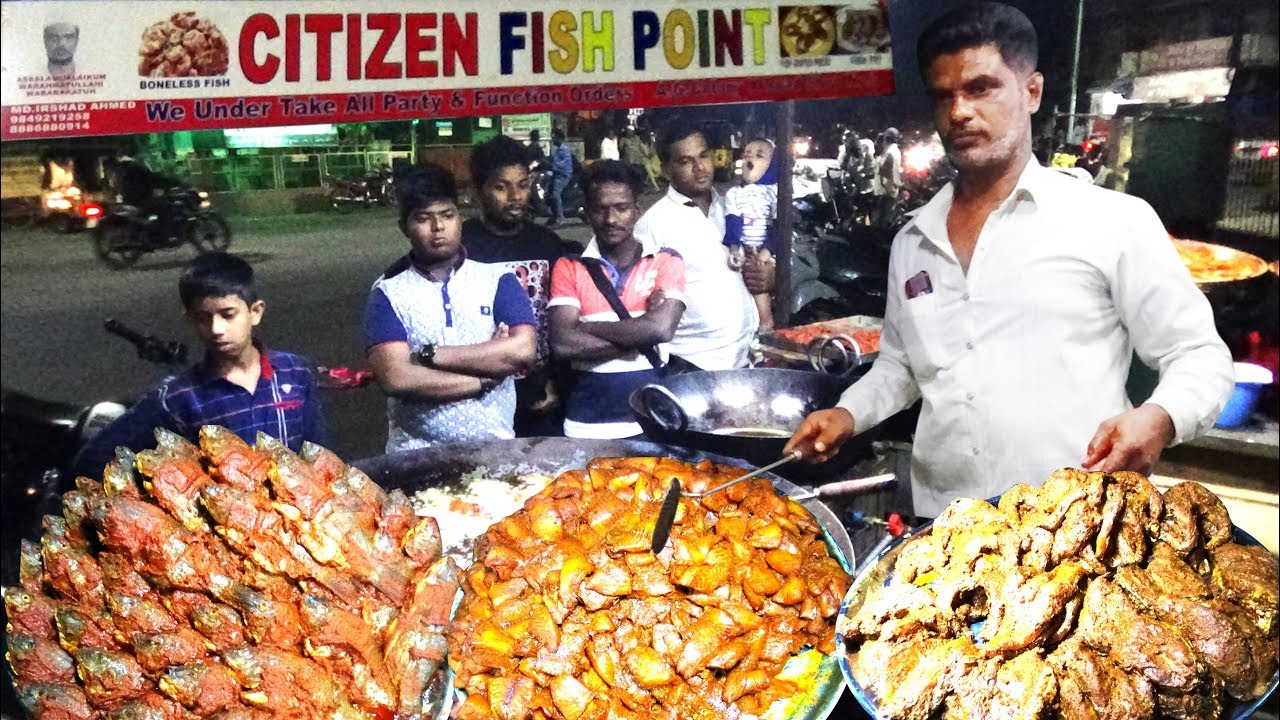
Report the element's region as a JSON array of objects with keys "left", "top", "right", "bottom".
[
  {"left": 789, "top": 193, "right": 895, "bottom": 325},
  {"left": 324, "top": 167, "right": 395, "bottom": 213},
  {"left": 86, "top": 186, "right": 231, "bottom": 269}
]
